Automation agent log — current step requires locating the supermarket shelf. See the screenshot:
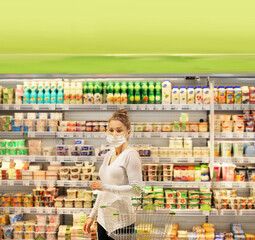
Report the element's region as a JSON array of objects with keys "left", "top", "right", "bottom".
[
  {"left": 2, "top": 131, "right": 210, "bottom": 139},
  {"left": 56, "top": 132, "right": 106, "bottom": 139},
  {"left": 0, "top": 104, "right": 55, "bottom": 111},
  {"left": 214, "top": 104, "right": 255, "bottom": 111},
  {"left": 0, "top": 155, "right": 55, "bottom": 162},
  {"left": 2, "top": 132, "right": 56, "bottom": 139},
  {"left": 0, "top": 180, "right": 56, "bottom": 186},
  {"left": 55, "top": 156, "right": 209, "bottom": 164},
  {"left": 0, "top": 207, "right": 56, "bottom": 214},
  {"left": 215, "top": 132, "right": 255, "bottom": 139},
  {"left": 132, "top": 132, "right": 210, "bottom": 138},
  {"left": 0, "top": 104, "right": 211, "bottom": 111},
  {"left": 215, "top": 157, "right": 255, "bottom": 164},
  {"left": 144, "top": 181, "right": 211, "bottom": 188},
  {"left": 0, "top": 207, "right": 254, "bottom": 216},
  {"left": 57, "top": 208, "right": 92, "bottom": 215},
  {"left": 211, "top": 182, "right": 255, "bottom": 188},
  {"left": 56, "top": 180, "right": 90, "bottom": 187}
]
